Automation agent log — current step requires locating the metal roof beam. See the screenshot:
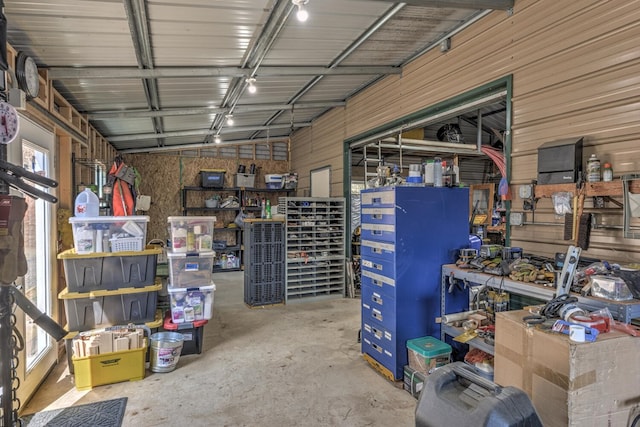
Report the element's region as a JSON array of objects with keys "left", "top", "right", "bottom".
[
  {"left": 47, "top": 66, "right": 401, "bottom": 80},
  {"left": 88, "top": 101, "right": 345, "bottom": 120},
  {"left": 353, "top": 0, "right": 513, "bottom": 9},
  {"left": 108, "top": 122, "right": 312, "bottom": 142}
]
